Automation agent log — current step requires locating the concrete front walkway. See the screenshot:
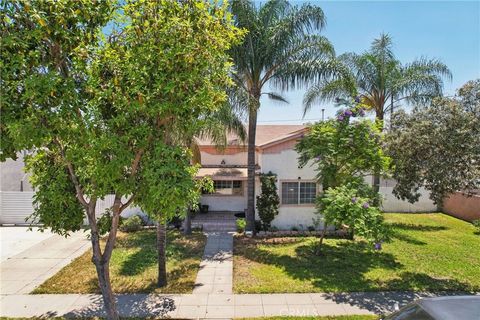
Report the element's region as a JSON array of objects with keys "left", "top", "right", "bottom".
[
  {"left": 1, "top": 292, "right": 475, "bottom": 318},
  {"left": 193, "top": 232, "right": 233, "bottom": 294},
  {"left": 0, "top": 229, "right": 90, "bottom": 295}
]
